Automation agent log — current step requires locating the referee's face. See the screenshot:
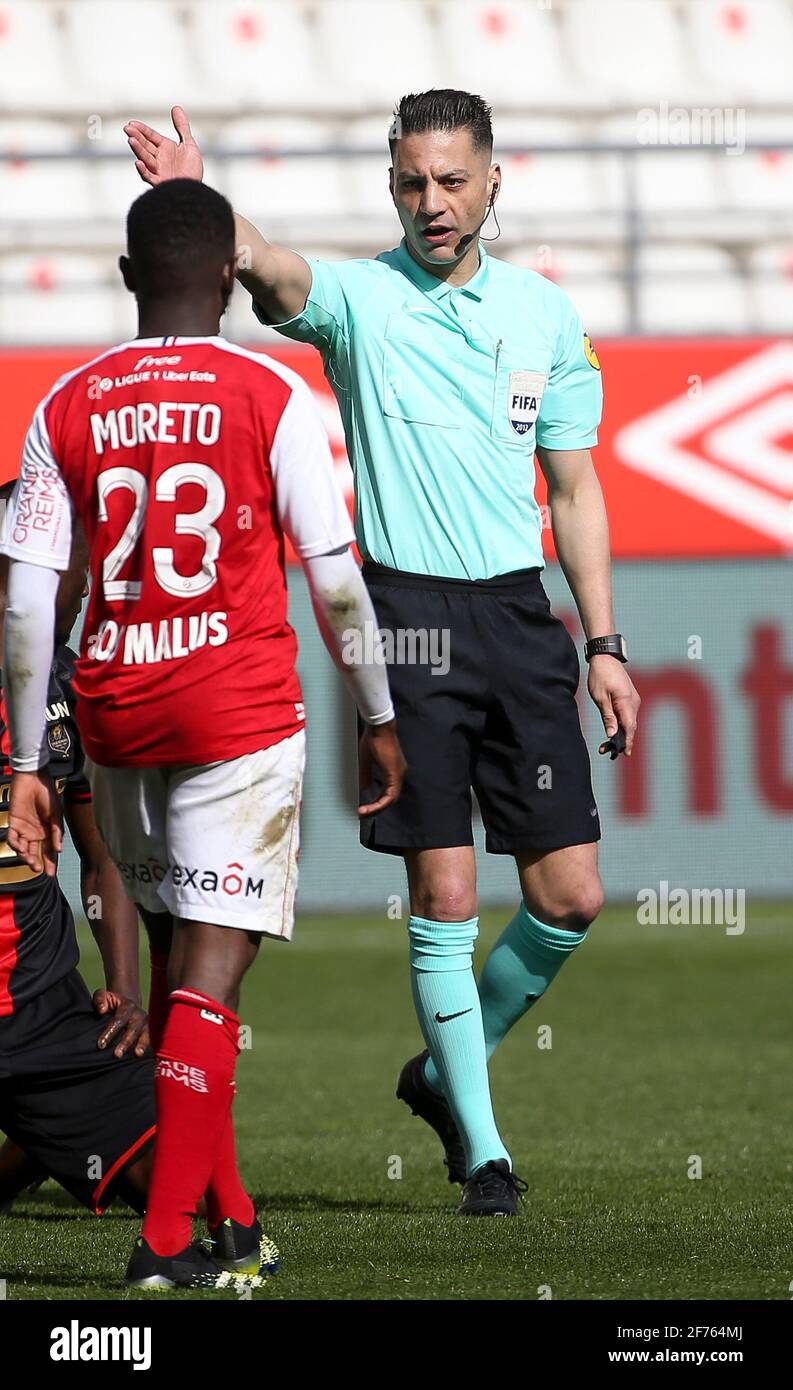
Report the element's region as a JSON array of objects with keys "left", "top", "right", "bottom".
[{"left": 391, "top": 128, "right": 496, "bottom": 272}]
